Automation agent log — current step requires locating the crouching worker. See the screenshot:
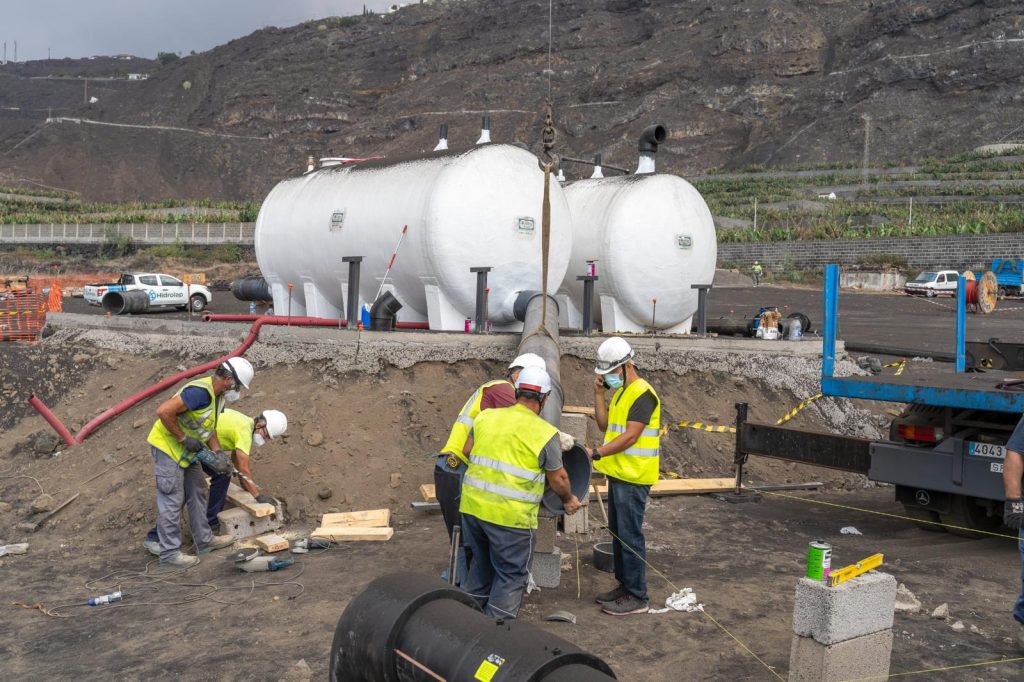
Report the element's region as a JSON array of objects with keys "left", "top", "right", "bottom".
[{"left": 459, "top": 366, "right": 581, "bottom": 619}]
